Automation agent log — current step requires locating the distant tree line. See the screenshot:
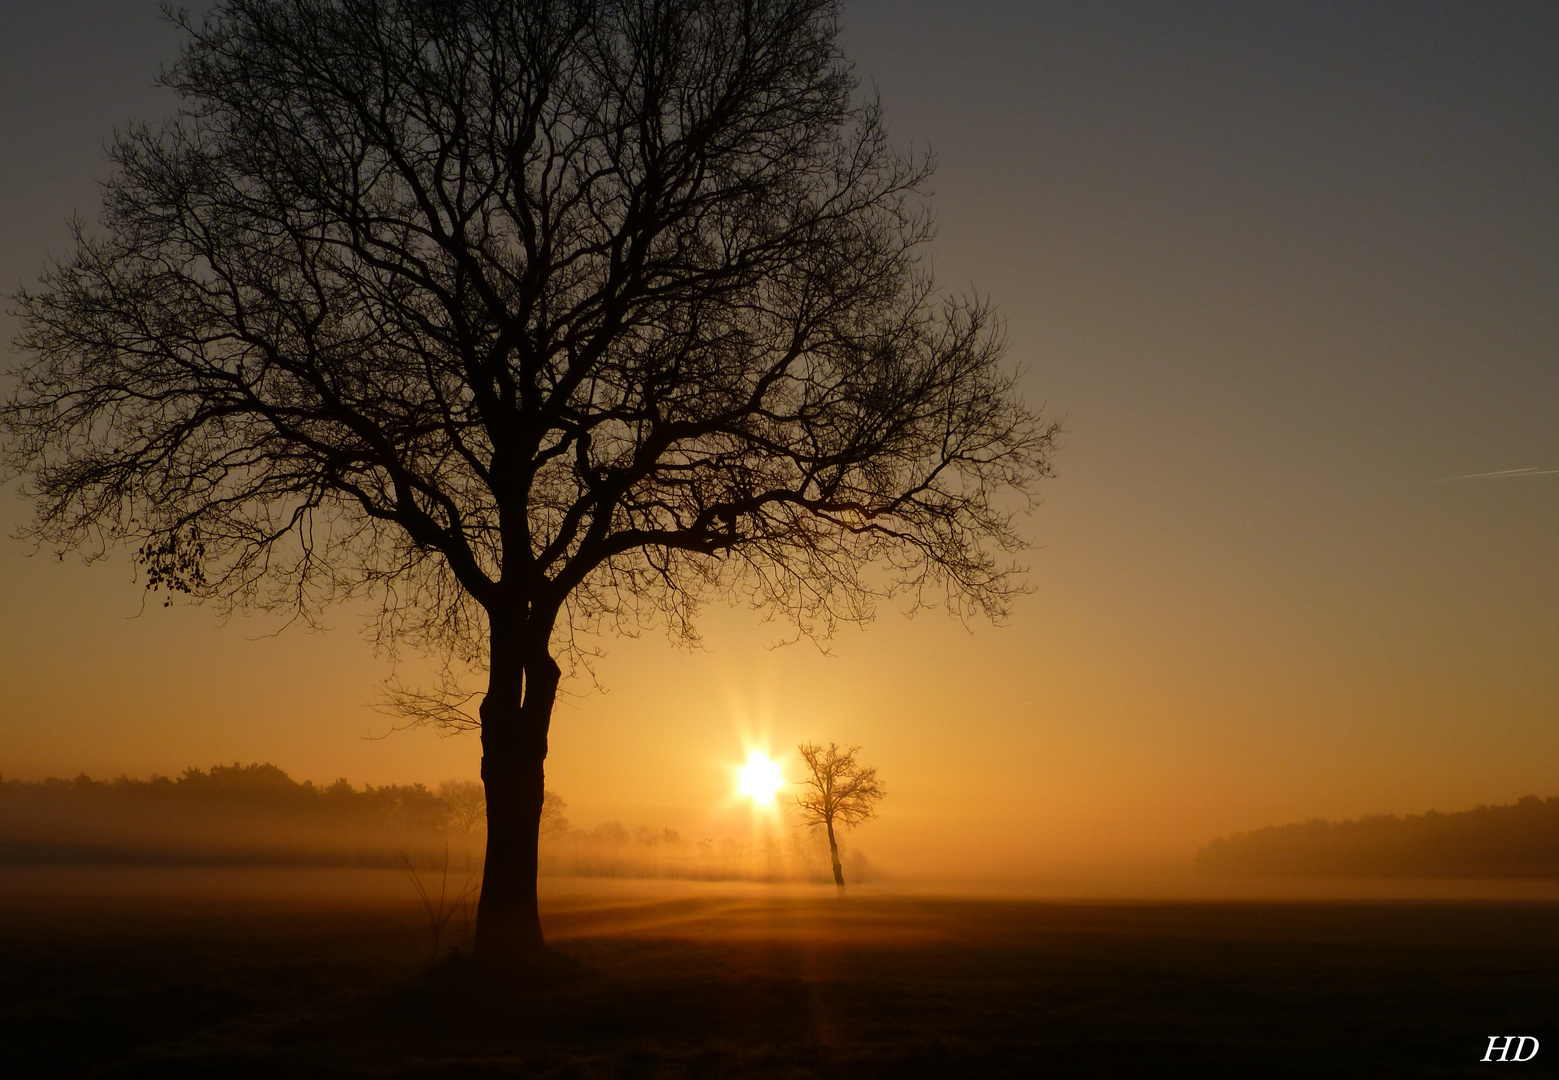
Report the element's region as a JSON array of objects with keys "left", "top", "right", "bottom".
[
  {"left": 0, "top": 764, "right": 496, "bottom": 866},
  {"left": 0, "top": 764, "right": 464, "bottom": 832},
  {"left": 1196, "top": 795, "right": 1559, "bottom": 877}
]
